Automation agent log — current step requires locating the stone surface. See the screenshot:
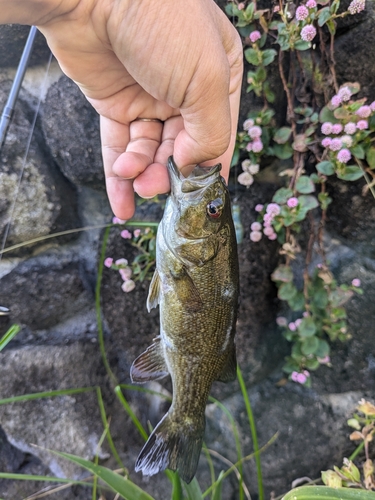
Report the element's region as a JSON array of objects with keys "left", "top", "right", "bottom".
[
  {"left": 0, "top": 79, "right": 79, "bottom": 255},
  {"left": 42, "top": 75, "right": 104, "bottom": 190},
  {"left": 0, "top": 25, "right": 51, "bottom": 68}
]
